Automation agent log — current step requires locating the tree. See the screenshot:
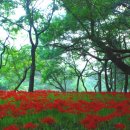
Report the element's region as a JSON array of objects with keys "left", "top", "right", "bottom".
[
  {"left": 63, "top": 51, "right": 88, "bottom": 92},
  {"left": 58, "top": 0, "right": 130, "bottom": 76},
  {"left": 37, "top": 46, "right": 74, "bottom": 91},
  {"left": 23, "top": 0, "right": 57, "bottom": 92},
  {"left": 0, "top": 0, "right": 57, "bottom": 91},
  {"left": 43, "top": 0, "right": 130, "bottom": 92},
  {"left": 0, "top": 46, "right": 30, "bottom": 90}
]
